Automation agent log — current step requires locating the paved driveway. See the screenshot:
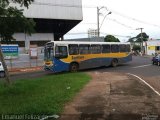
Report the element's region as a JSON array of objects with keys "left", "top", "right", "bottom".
[{"left": 60, "top": 72, "right": 160, "bottom": 120}]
